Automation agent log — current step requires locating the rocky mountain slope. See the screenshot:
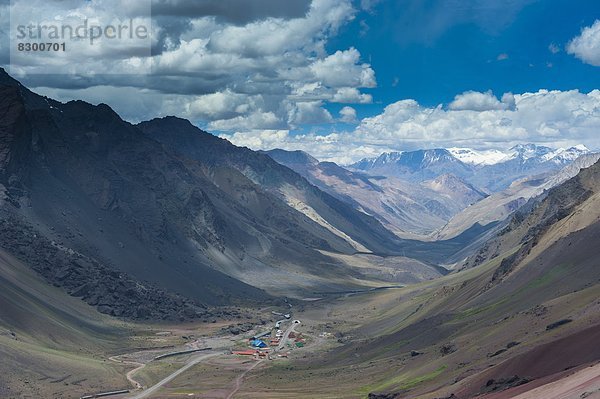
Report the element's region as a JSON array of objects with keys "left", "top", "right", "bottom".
[
  {"left": 138, "top": 117, "right": 405, "bottom": 255},
  {"left": 434, "top": 152, "right": 600, "bottom": 241},
  {"left": 0, "top": 70, "right": 279, "bottom": 308},
  {"left": 1, "top": 68, "right": 460, "bottom": 319},
  {"left": 377, "top": 158, "right": 600, "bottom": 397},
  {"left": 260, "top": 158, "right": 600, "bottom": 399},
  {"left": 0, "top": 248, "right": 137, "bottom": 398},
  {"left": 462, "top": 157, "right": 600, "bottom": 273},
  {"left": 266, "top": 147, "right": 596, "bottom": 243},
  {"left": 266, "top": 149, "right": 487, "bottom": 238}
]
